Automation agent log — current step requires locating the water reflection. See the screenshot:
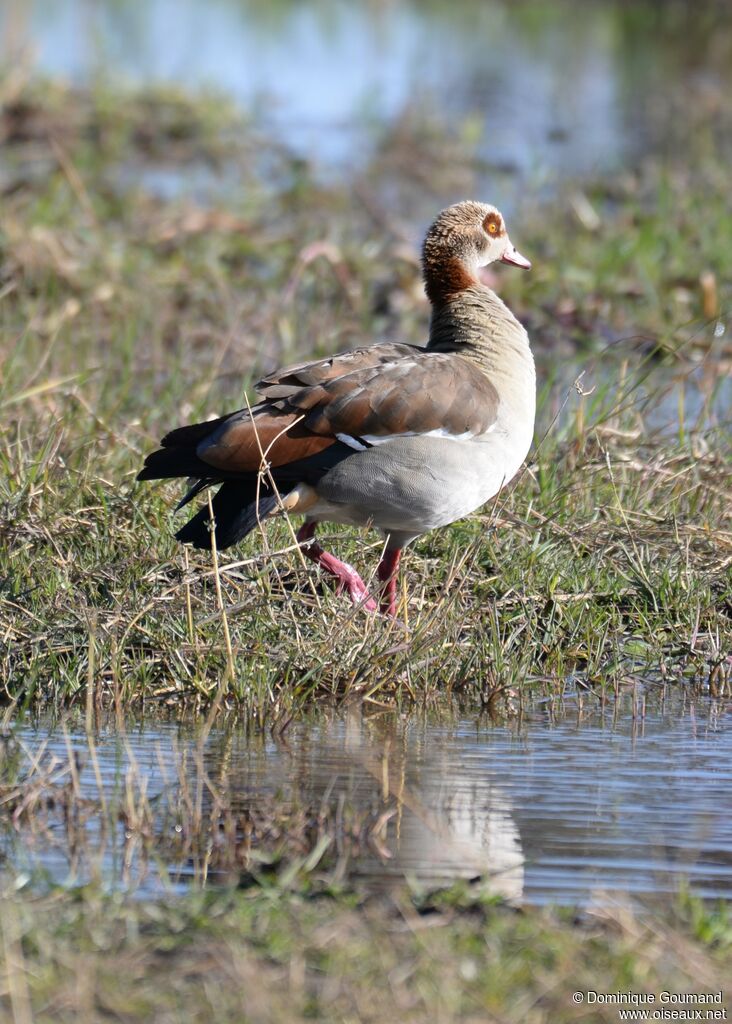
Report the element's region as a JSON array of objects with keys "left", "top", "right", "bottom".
[
  {"left": 2, "top": 694, "right": 731, "bottom": 905},
  {"left": 207, "top": 713, "right": 525, "bottom": 899}
]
